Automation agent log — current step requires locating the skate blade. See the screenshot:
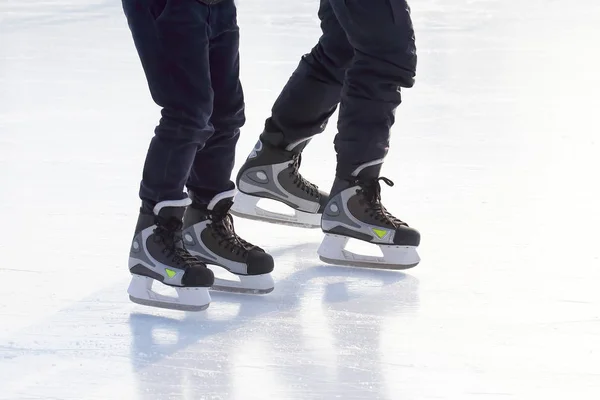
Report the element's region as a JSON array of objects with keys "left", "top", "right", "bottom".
[
  {"left": 318, "top": 256, "right": 419, "bottom": 270},
  {"left": 212, "top": 282, "right": 274, "bottom": 295},
  {"left": 209, "top": 268, "right": 275, "bottom": 295},
  {"left": 127, "top": 274, "right": 211, "bottom": 312},
  {"left": 317, "top": 234, "right": 420, "bottom": 270},
  {"left": 231, "top": 193, "right": 321, "bottom": 229}
]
